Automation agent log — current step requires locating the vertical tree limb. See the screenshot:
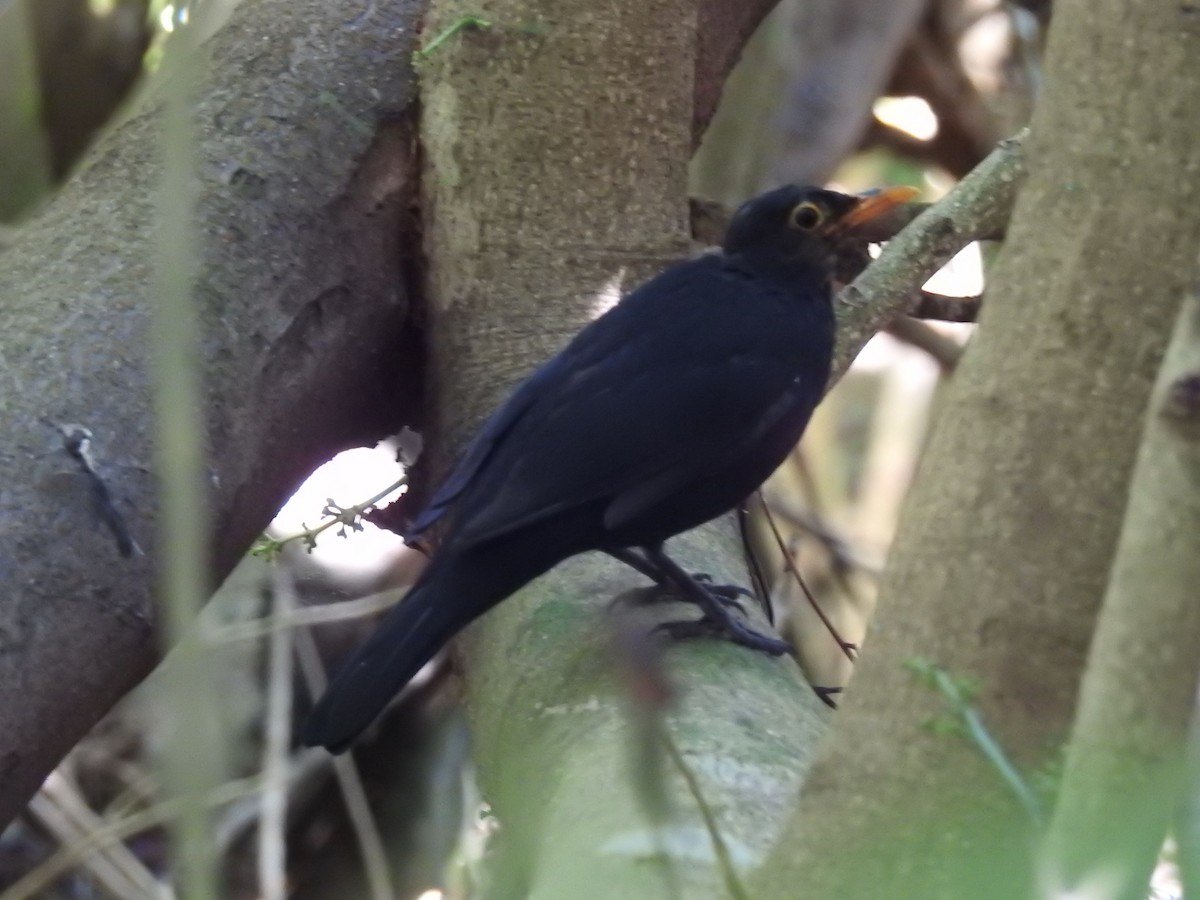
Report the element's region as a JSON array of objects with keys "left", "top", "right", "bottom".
[
  {"left": 1039, "top": 265, "right": 1200, "bottom": 897},
  {"left": 416, "top": 3, "right": 827, "bottom": 897},
  {"left": 755, "top": 0, "right": 1200, "bottom": 896}
]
